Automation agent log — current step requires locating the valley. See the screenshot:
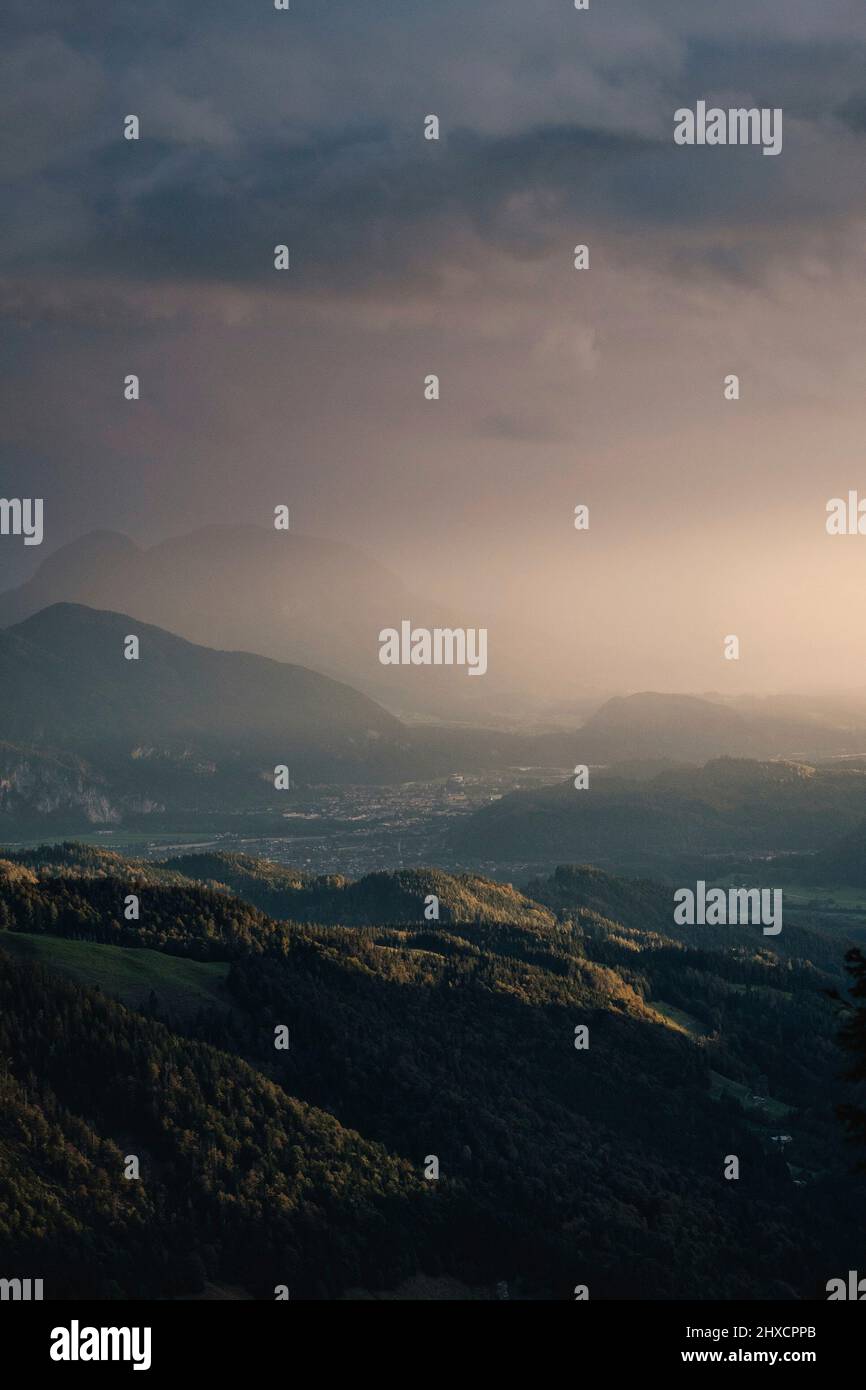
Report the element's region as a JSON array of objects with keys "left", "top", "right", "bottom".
[{"left": 1, "top": 603, "right": 866, "bottom": 1301}]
